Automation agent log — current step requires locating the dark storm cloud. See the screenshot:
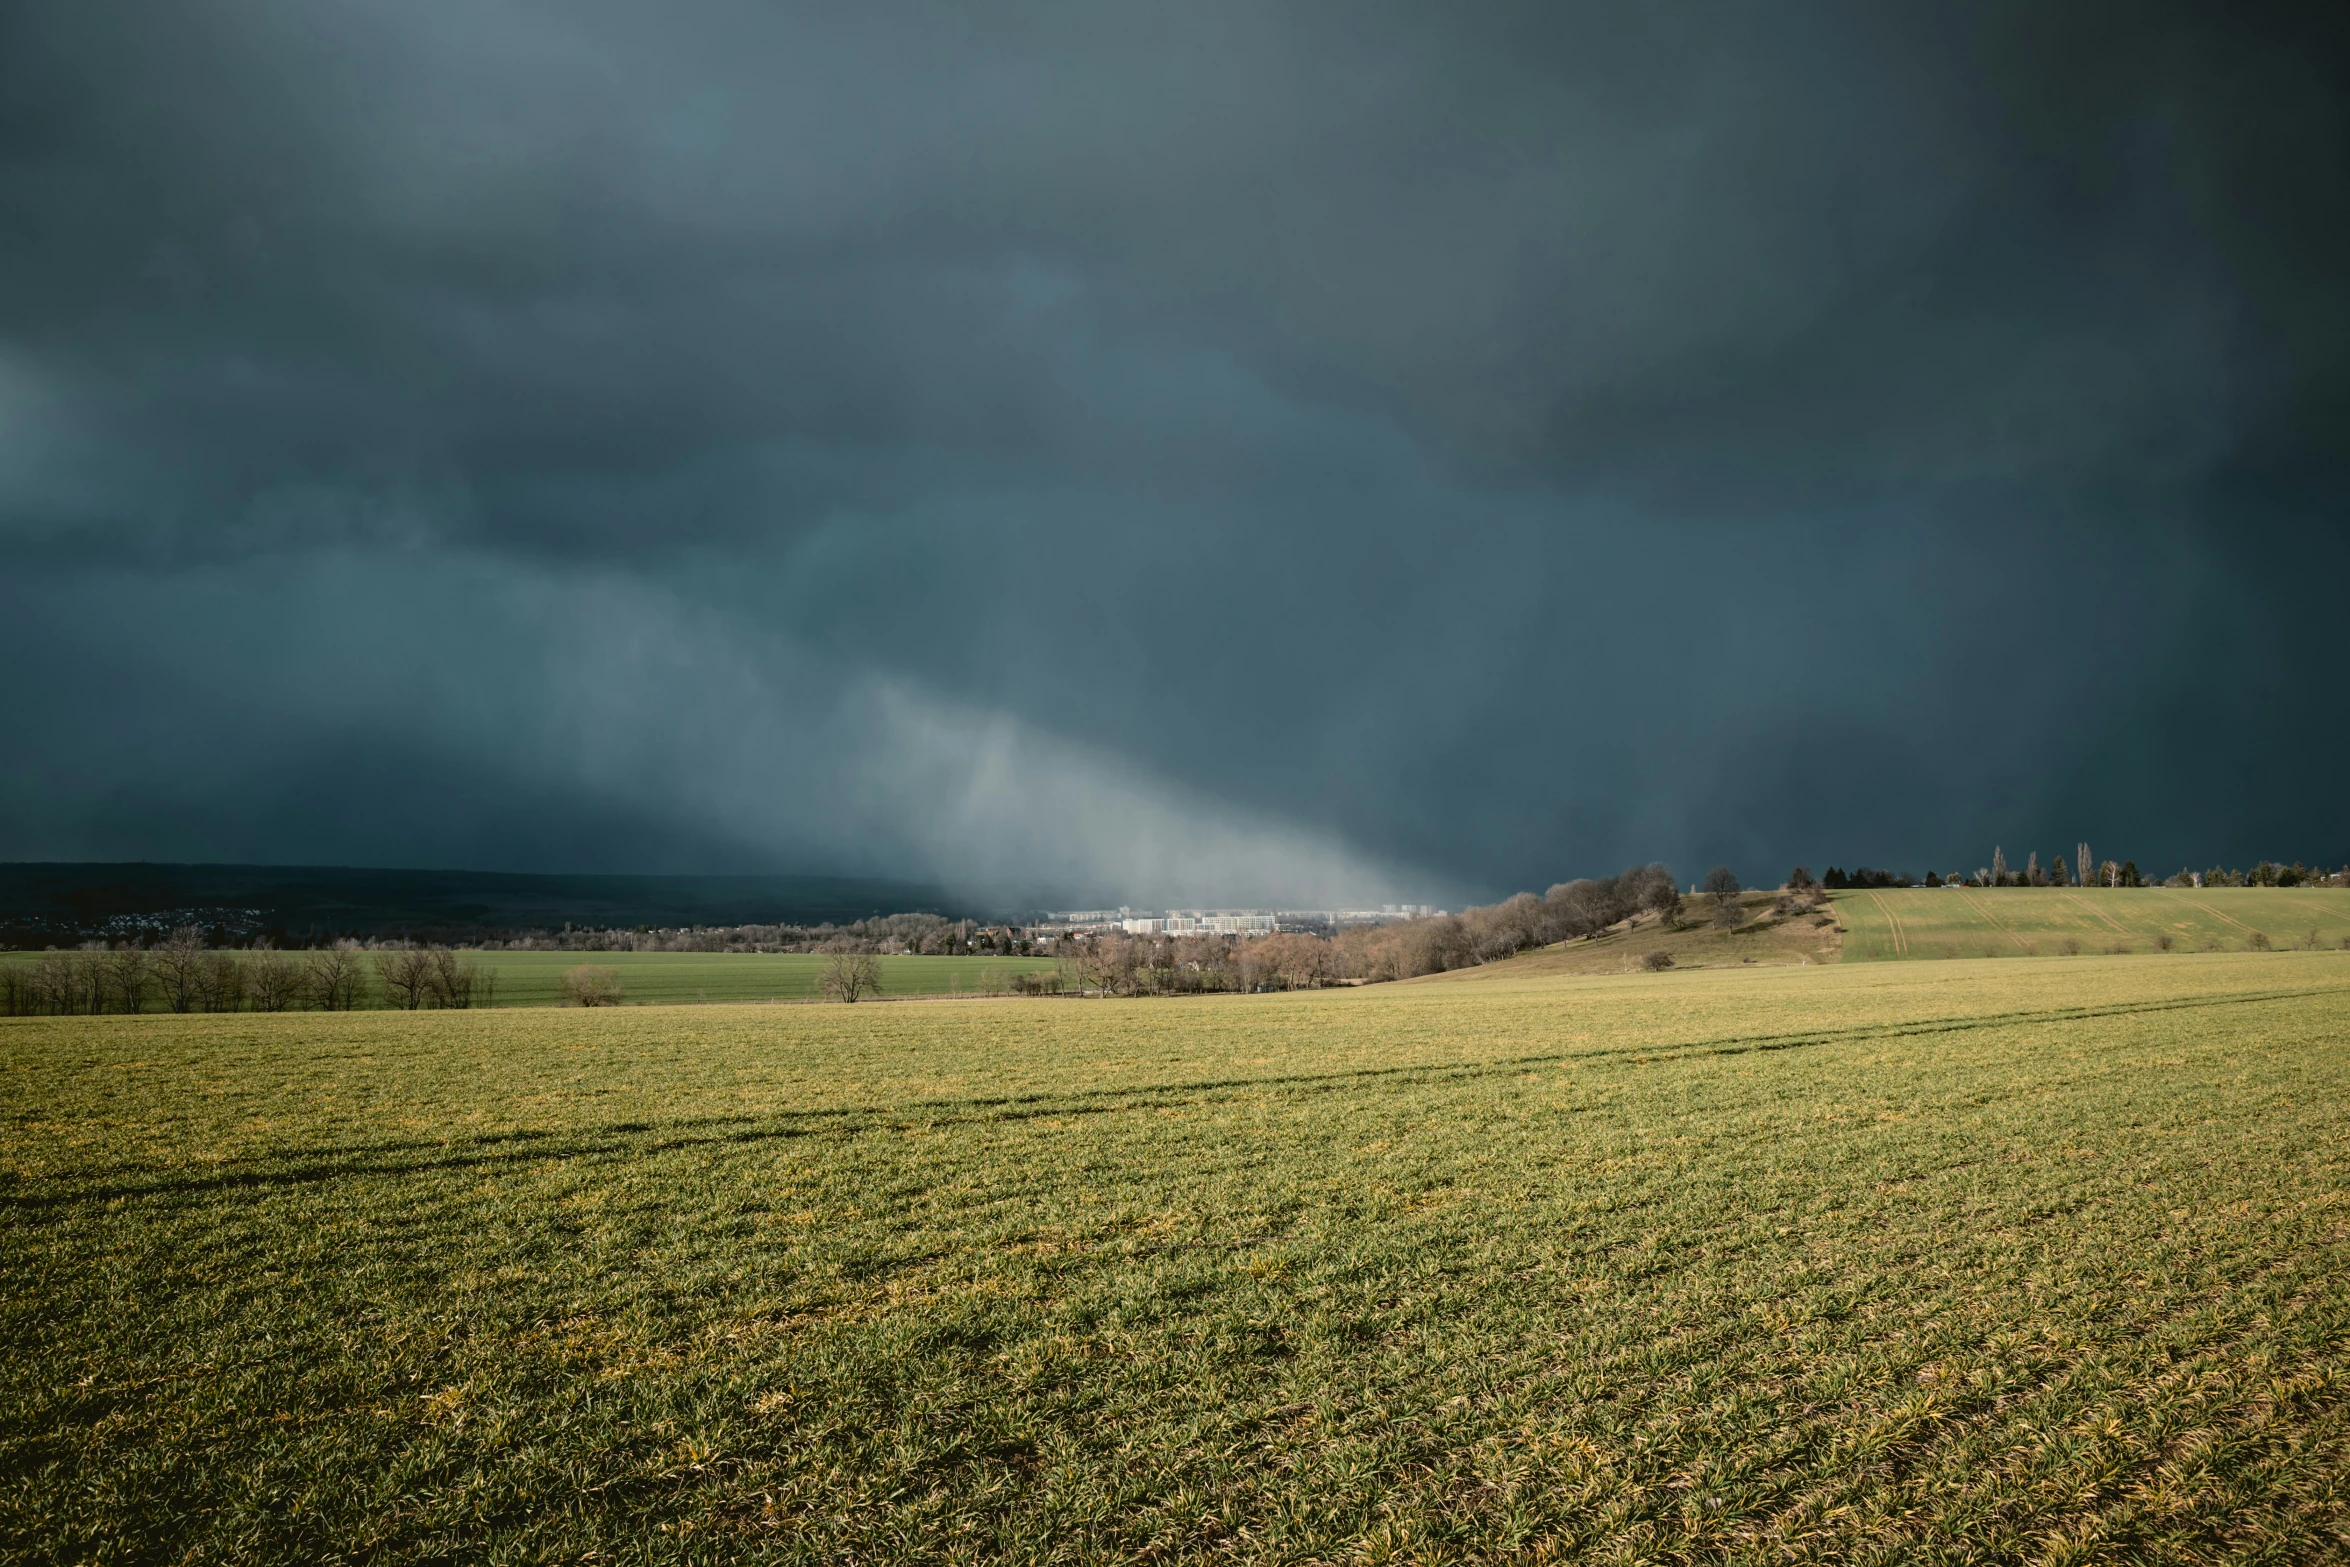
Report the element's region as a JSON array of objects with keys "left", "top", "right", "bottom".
[{"left": 3, "top": 2, "right": 2345, "bottom": 900}]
